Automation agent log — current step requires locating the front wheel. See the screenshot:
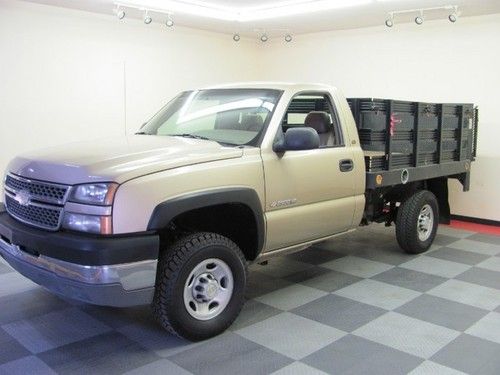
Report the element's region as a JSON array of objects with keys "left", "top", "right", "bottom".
[
  {"left": 152, "top": 232, "right": 247, "bottom": 341},
  {"left": 396, "top": 190, "right": 439, "bottom": 254}
]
